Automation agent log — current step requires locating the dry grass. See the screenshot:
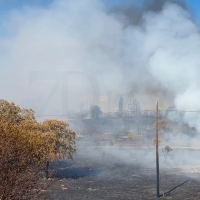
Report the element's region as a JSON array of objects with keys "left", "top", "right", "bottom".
[
  {"left": 122, "top": 133, "right": 139, "bottom": 142},
  {"left": 152, "top": 138, "right": 162, "bottom": 145}
]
